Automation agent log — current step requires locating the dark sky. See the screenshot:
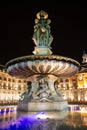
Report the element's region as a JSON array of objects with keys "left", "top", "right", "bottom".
[{"left": 0, "top": 1, "right": 87, "bottom": 65}]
